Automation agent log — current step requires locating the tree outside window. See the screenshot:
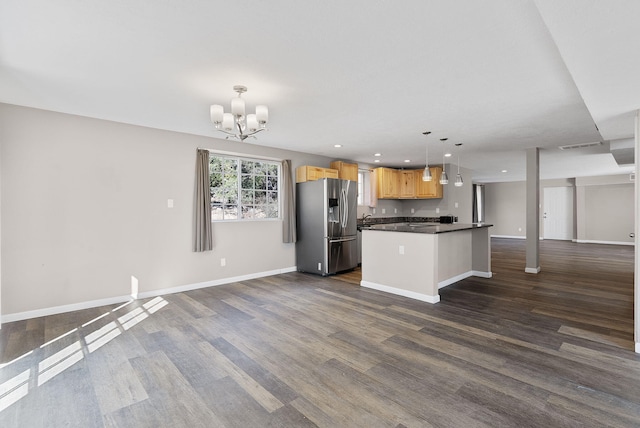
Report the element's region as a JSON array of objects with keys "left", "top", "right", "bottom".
[{"left": 209, "top": 155, "right": 280, "bottom": 220}]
